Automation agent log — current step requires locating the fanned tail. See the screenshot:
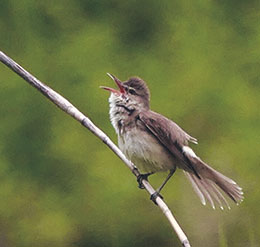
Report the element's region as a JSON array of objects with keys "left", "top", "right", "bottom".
[{"left": 183, "top": 157, "right": 244, "bottom": 209}]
